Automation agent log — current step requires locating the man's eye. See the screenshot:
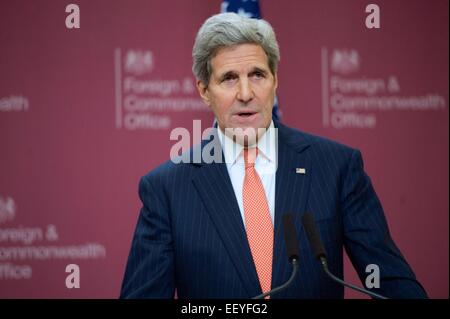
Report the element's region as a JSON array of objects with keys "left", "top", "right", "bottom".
[
  {"left": 252, "top": 72, "right": 265, "bottom": 79},
  {"left": 222, "top": 75, "right": 236, "bottom": 82}
]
